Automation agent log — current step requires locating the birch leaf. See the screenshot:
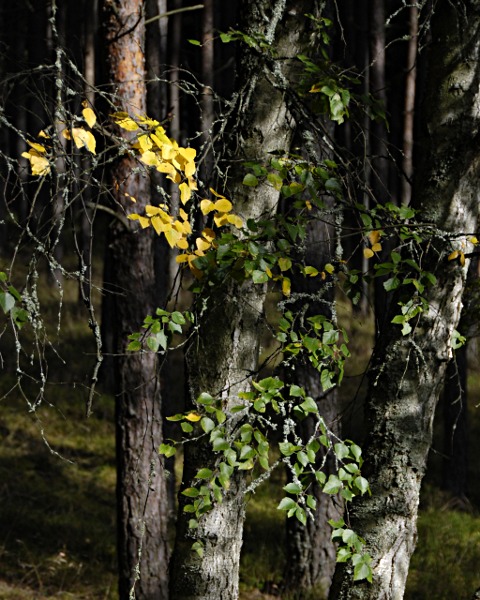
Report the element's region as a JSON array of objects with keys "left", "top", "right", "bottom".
[{"left": 82, "top": 106, "right": 96, "bottom": 128}]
